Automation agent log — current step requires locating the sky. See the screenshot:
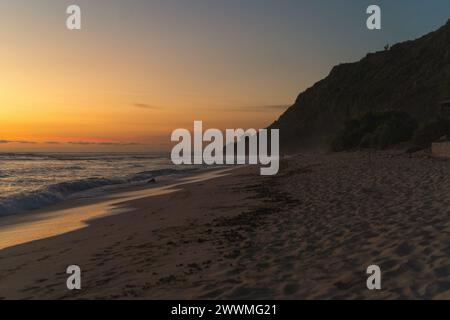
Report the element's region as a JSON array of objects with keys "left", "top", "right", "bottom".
[{"left": 0, "top": 0, "right": 449, "bottom": 151}]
